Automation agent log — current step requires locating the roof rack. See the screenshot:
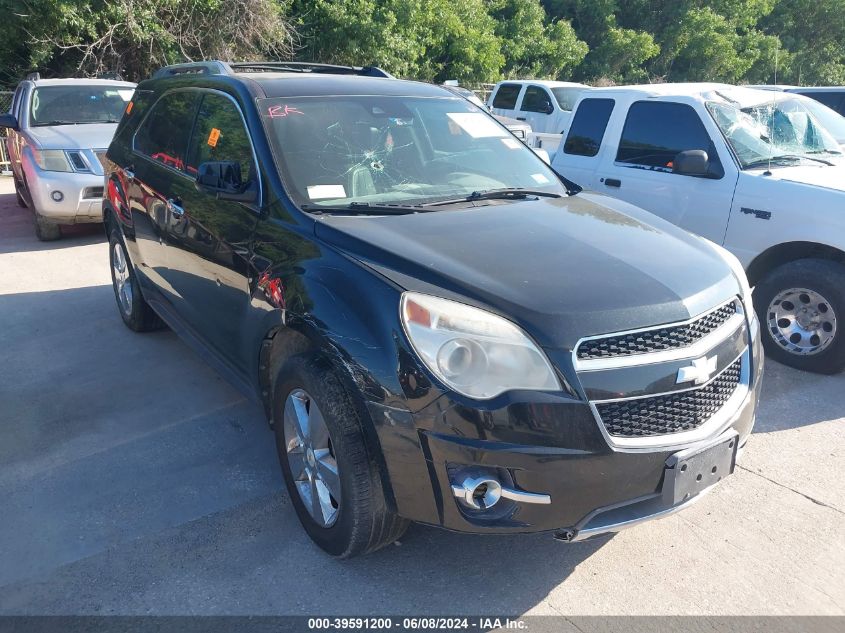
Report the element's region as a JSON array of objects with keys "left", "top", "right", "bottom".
[
  {"left": 151, "top": 60, "right": 392, "bottom": 80},
  {"left": 25, "top": 71, "right": 40, "bottom": 81},
  {"left": 152, "top": 61, "right": 233, "bottom": 79}
]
